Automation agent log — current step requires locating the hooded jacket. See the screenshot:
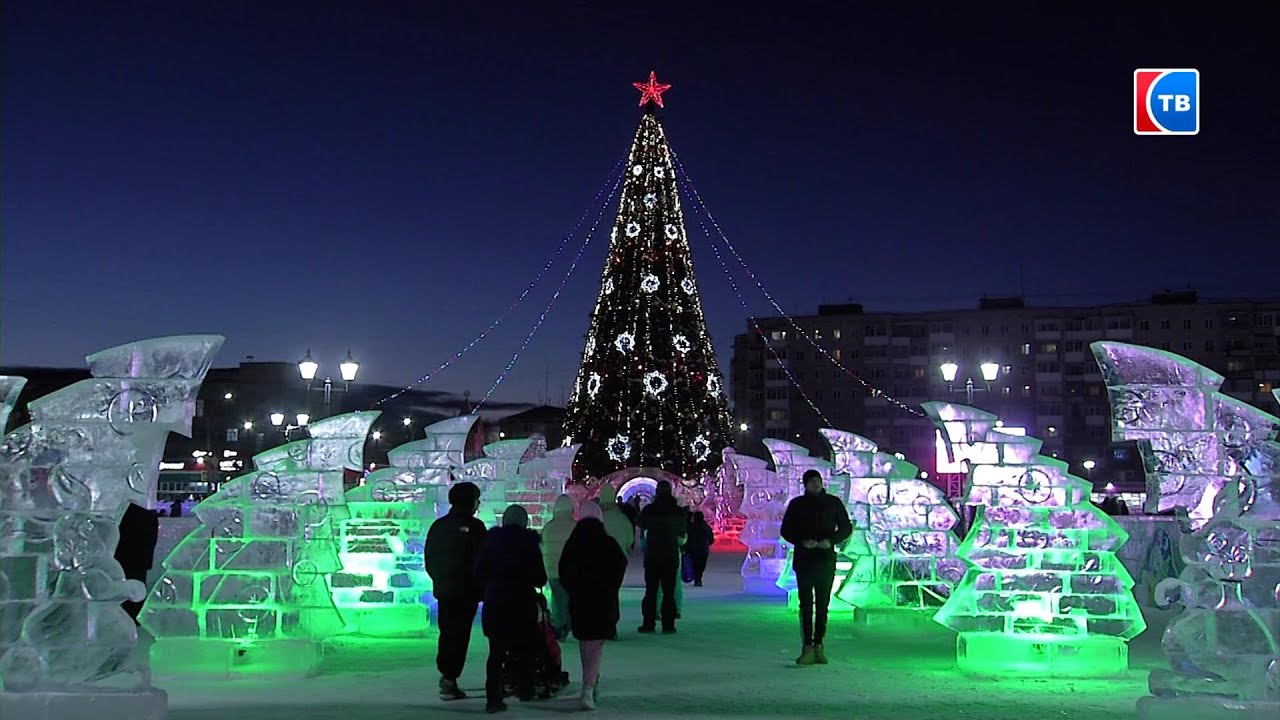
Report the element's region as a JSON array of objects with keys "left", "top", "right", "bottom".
[
  {"left": 596, "top": 484, "right": 635, "bottom": 555},
  {"left": 540, "top": 495, "right": 576, "bottom": 579},
  {"left": 637, "top": 489, "right": 688, "bottom": 565},
  {"left": 558, "top": 516, "right": 627, "bottom": 641},
  {"left": 475, "top": 523, "right": 547, "bottom": 638},
  {"left": 425, "top": 482, "right": 488, "bottom": 600}
]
